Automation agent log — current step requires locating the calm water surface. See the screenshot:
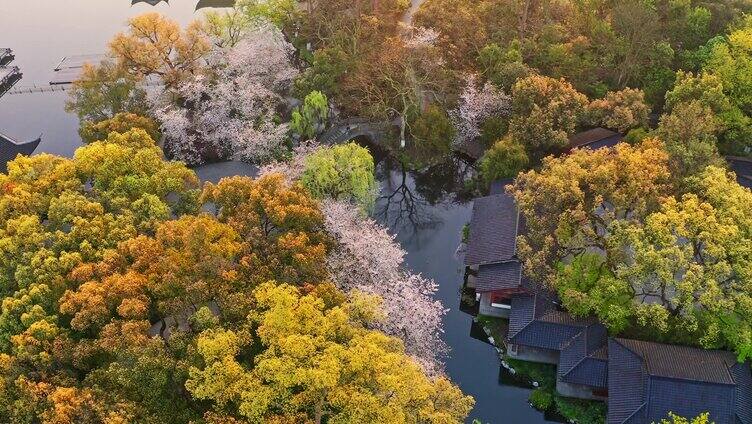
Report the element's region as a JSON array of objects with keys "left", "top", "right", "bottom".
[{"left": 0, "top": 2, "right": 550, "bottom": 422}]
